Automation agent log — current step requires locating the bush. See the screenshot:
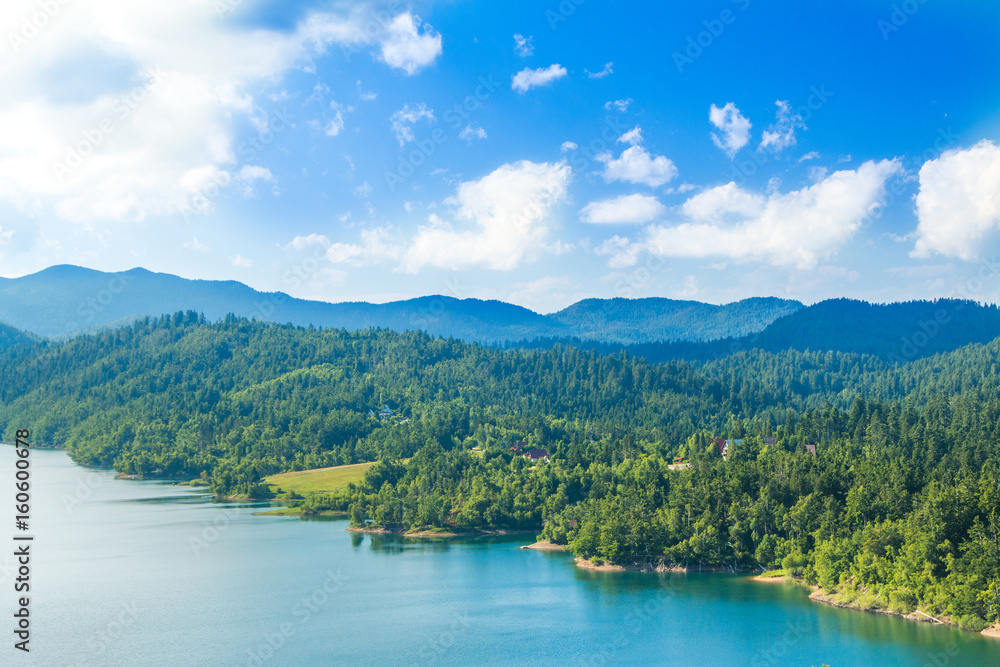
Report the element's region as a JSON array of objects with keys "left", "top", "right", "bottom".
[{"left": 782, "top": 550, "right": 809, "bottom": 577}]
